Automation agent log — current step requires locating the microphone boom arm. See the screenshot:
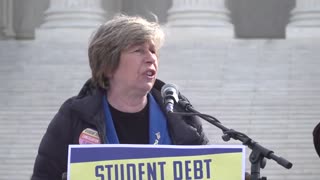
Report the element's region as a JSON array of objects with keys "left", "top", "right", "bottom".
[{"left": 175, "top": 99, "right": 293, "bottom": 180}]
